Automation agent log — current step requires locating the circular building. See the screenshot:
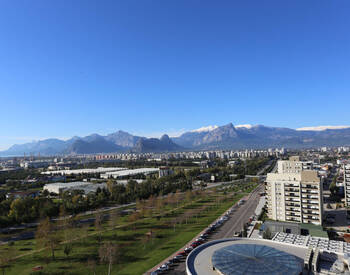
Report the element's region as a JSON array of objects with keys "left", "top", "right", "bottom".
[
  {"left": 212, "top": 244, "right": 302, "bottom": 275},
  {"left": 186, "top": 238, "right": 306, "bottom": 275}
]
